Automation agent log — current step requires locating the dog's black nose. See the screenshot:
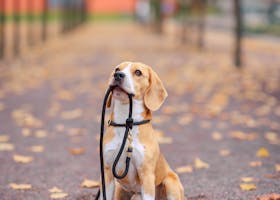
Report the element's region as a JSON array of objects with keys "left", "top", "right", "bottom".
[{"left": 114, "top": 71, "right": 125, "bottom": 82}]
